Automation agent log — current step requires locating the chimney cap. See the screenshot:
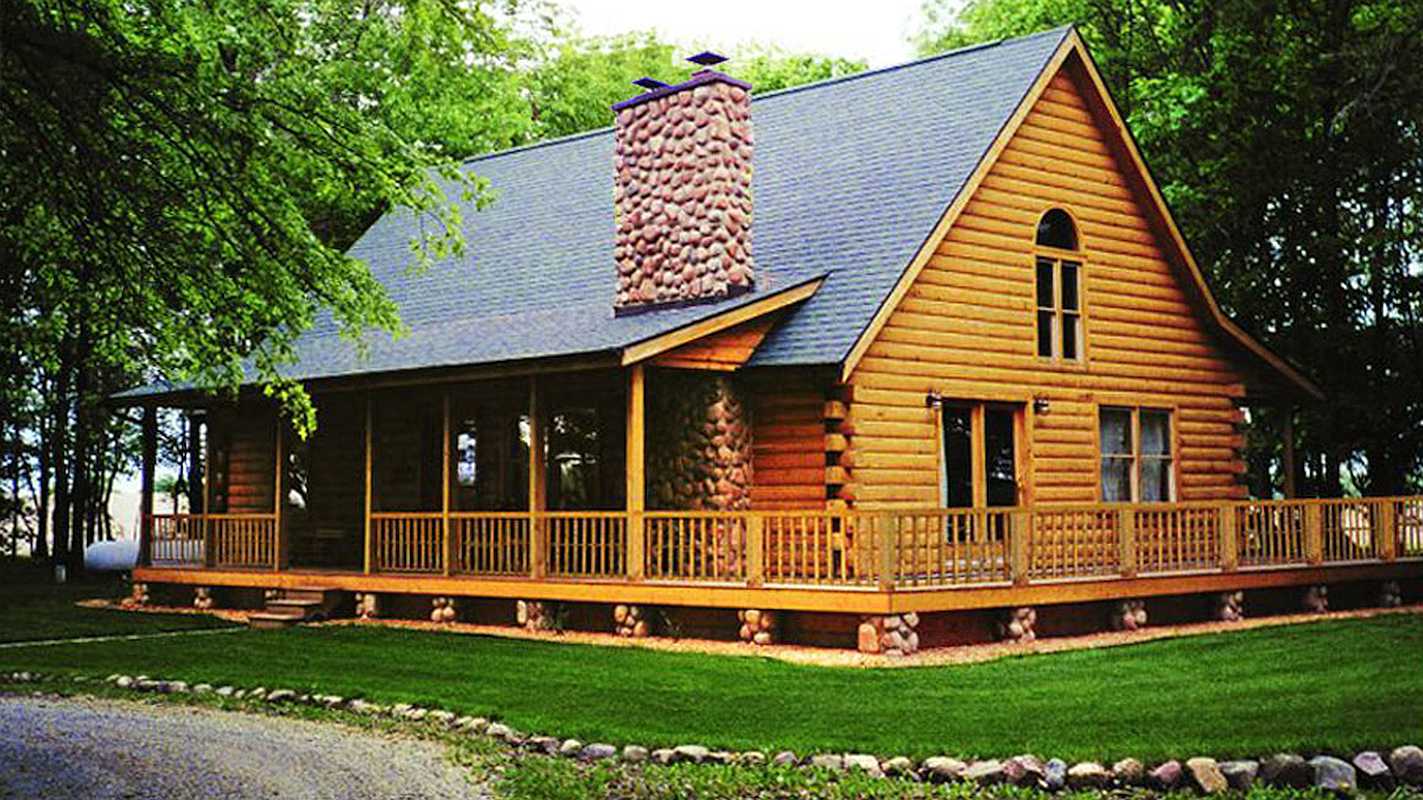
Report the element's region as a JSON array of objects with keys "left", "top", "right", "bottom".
[
  {"left": 687, "top": 51, "right": 729, "bottom": 67},
  {"left": 633, "top": 77, "right": 670, "bottom": 91}
]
